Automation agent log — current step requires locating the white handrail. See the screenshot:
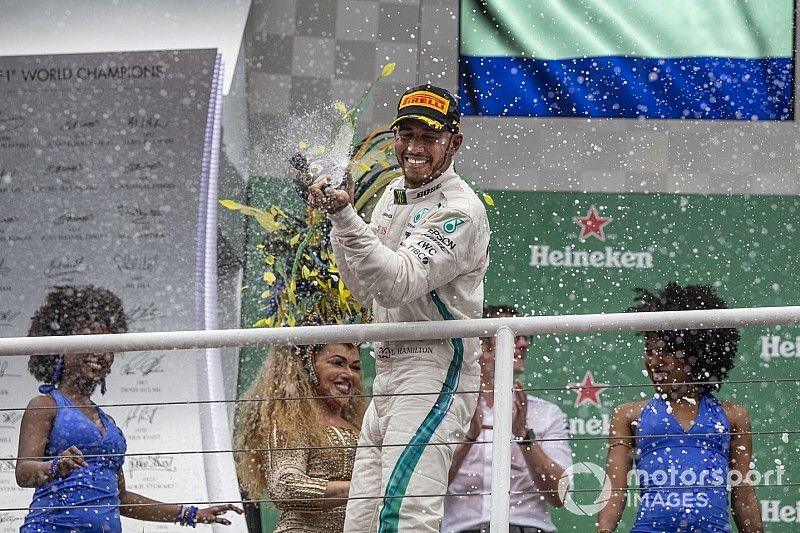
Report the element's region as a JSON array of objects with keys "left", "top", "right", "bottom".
[
  {"left": 3, "top": 305, "right": 799, "bottom": 528},
  {"left": 1, "top": 306, "right": 798, "bottom": 356},
  {"left": 491, "top": 327, "right": 515, "bottom": 533}
]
